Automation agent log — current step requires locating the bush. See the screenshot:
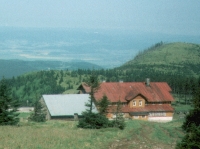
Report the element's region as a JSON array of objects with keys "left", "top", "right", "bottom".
[
  {"left": 112, "top": 101, "right": 126, "bottom": 130},
  {"left": 111, "top": 113, "right": 126, "bottom": 130},
  {"left": 28, "top": 99, "right": 46, "bottom": 122},
  {"left": 77, "top": 112, "right": 109, "bottom": 129}
]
